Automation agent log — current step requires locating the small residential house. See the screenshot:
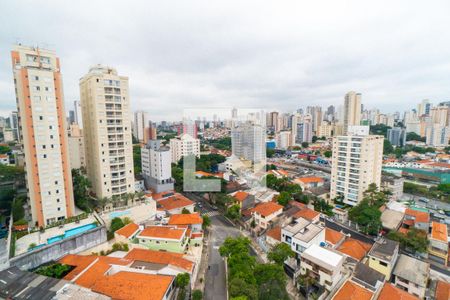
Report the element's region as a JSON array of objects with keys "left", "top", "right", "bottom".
[
  {"left": 367, "top": 238, "right": 399, "bottom": 280},
  {"left": 282, "top": 217, "right": 325, "bottom": 262},
  {"left": 168, "top": 213, "right": 203, "bottom": 233},
  {"left": 251, "top": 202, "right": 283, "bottom": 230},
  {"left": 300, "top": 244, "right": 345, "bottom": 291},
  {"left": 115, "top": 222, "right": 140, "bottom": 242},
  {"left": 336, "top": 238, "right": 372, "bottom": 262},
  {"left": 378, "top": 283, "right": 419, "bottom": 300},
  {"left": 428, "top": 222, "right": 449, "bottom": 265},
  {"left": 231, "top": 191, "right": 255, "bottom": 209},
  {"left": 400, "top": 209, "right": 430, "bottom": 232},
  {"left": 332, "top": 280, "right": 374, "bottom": 300},
  {"left": 351, "top": 262, "right": 385, "bottom": 293},
  {"left": 137, "top": 225, "right": 189, "bottom": 253},
  {"left": 324, "top": 228, "right": 345, "bottom": 248},
  {"left": 156, "top": 194, "right": 195, "bottom": 215},
  {"left": 265, "top": 226, "right": 282, "bottom": 247},
  {"left": 293, "top": 177, "right": 324, "bottom": 190},
  {"left": 392, "top": 254, "right": 430, "bottom": 299}
]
